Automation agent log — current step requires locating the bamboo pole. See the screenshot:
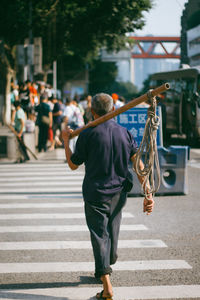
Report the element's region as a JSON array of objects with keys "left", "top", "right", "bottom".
[{"left": 70, "top": 83, "right": 169, "bottom": 139}]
